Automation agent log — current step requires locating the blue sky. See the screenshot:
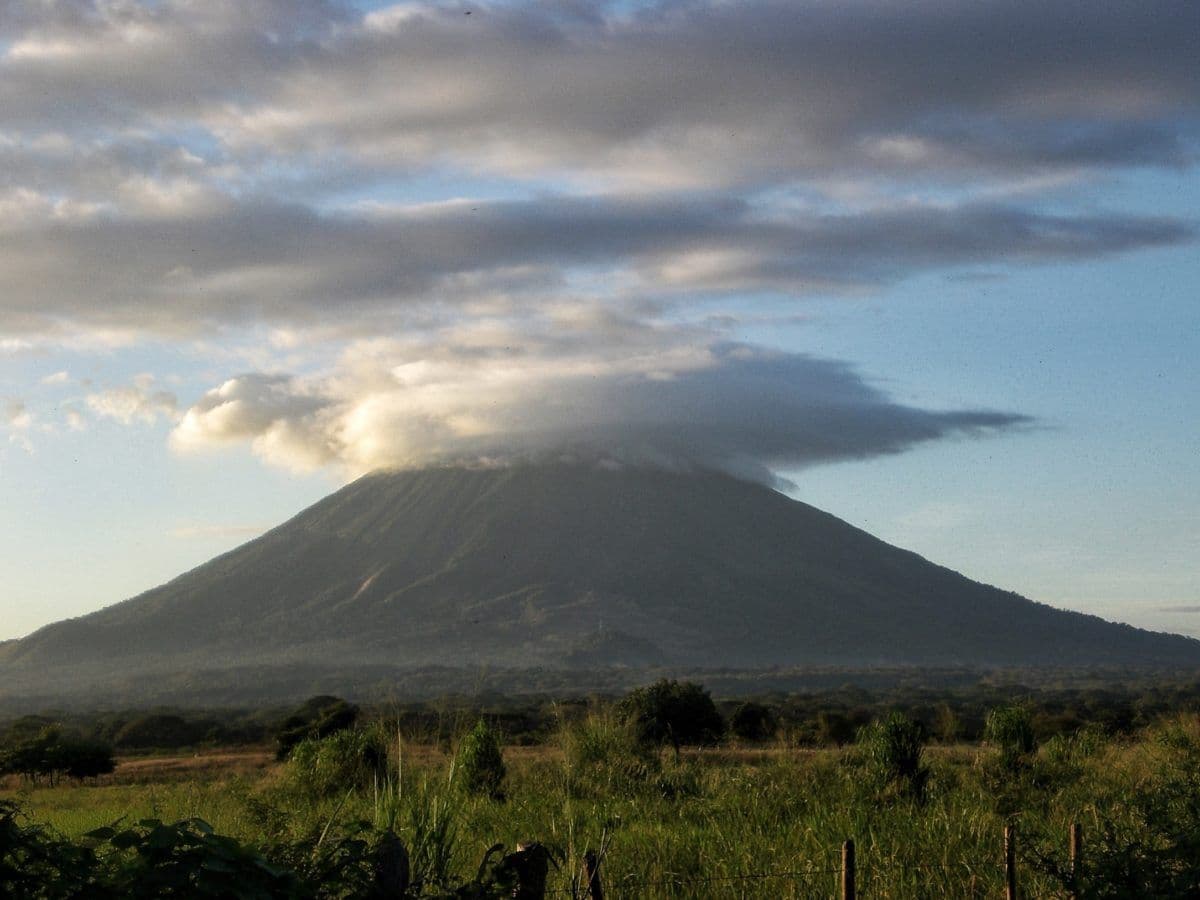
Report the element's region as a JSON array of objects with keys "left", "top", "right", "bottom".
[{"left": 1, "top": 0, "right": 1197, "bottom": 641}]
